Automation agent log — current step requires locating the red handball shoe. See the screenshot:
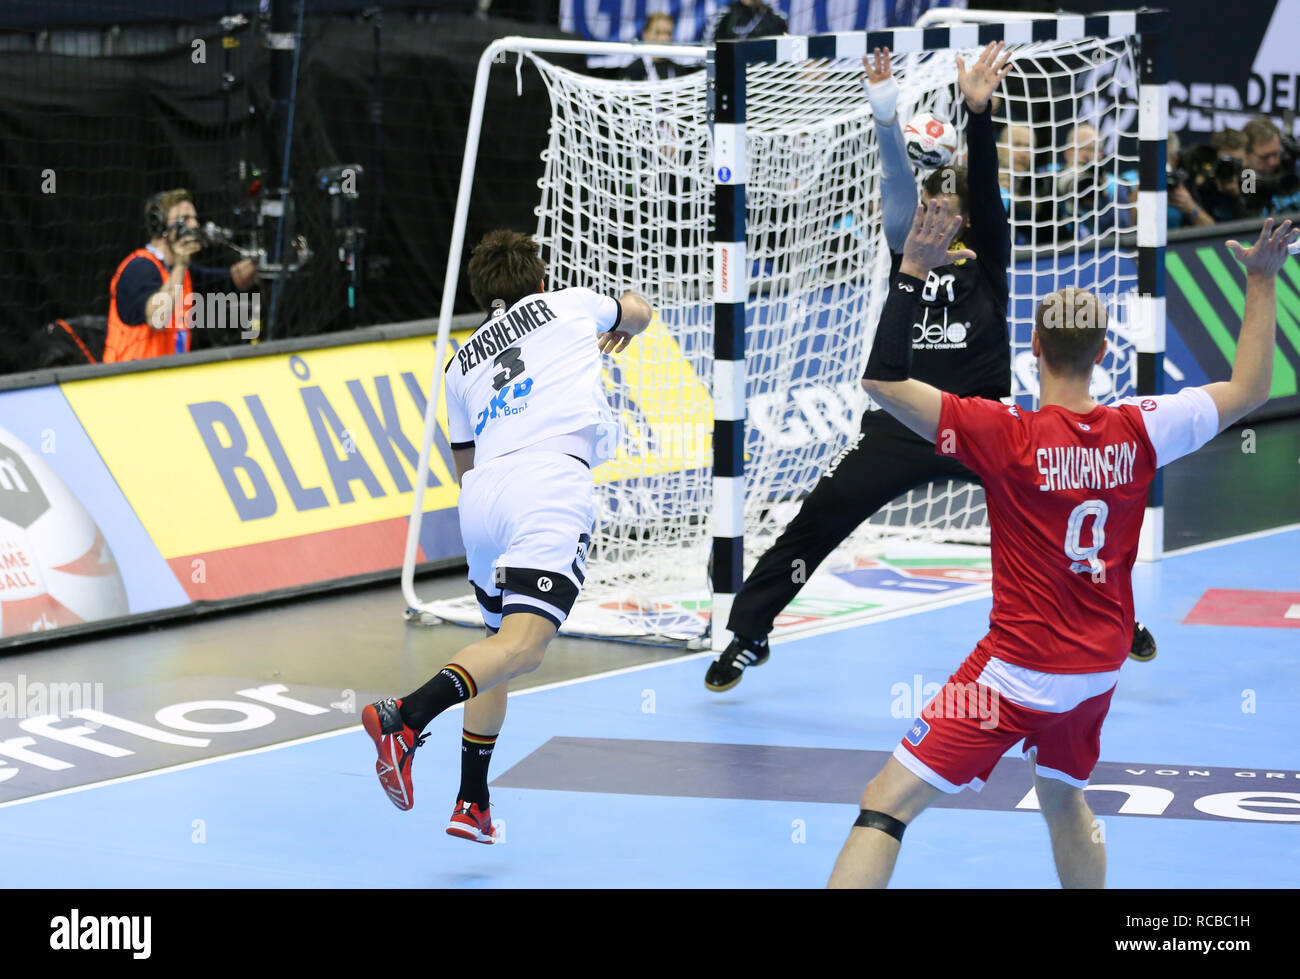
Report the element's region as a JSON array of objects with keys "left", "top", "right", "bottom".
[
  {"left": 361, "top": 698, "right": 427, "bottom": 811},
  {"left": 446, "top": 800, "right": 498, "bottom": 844}
]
